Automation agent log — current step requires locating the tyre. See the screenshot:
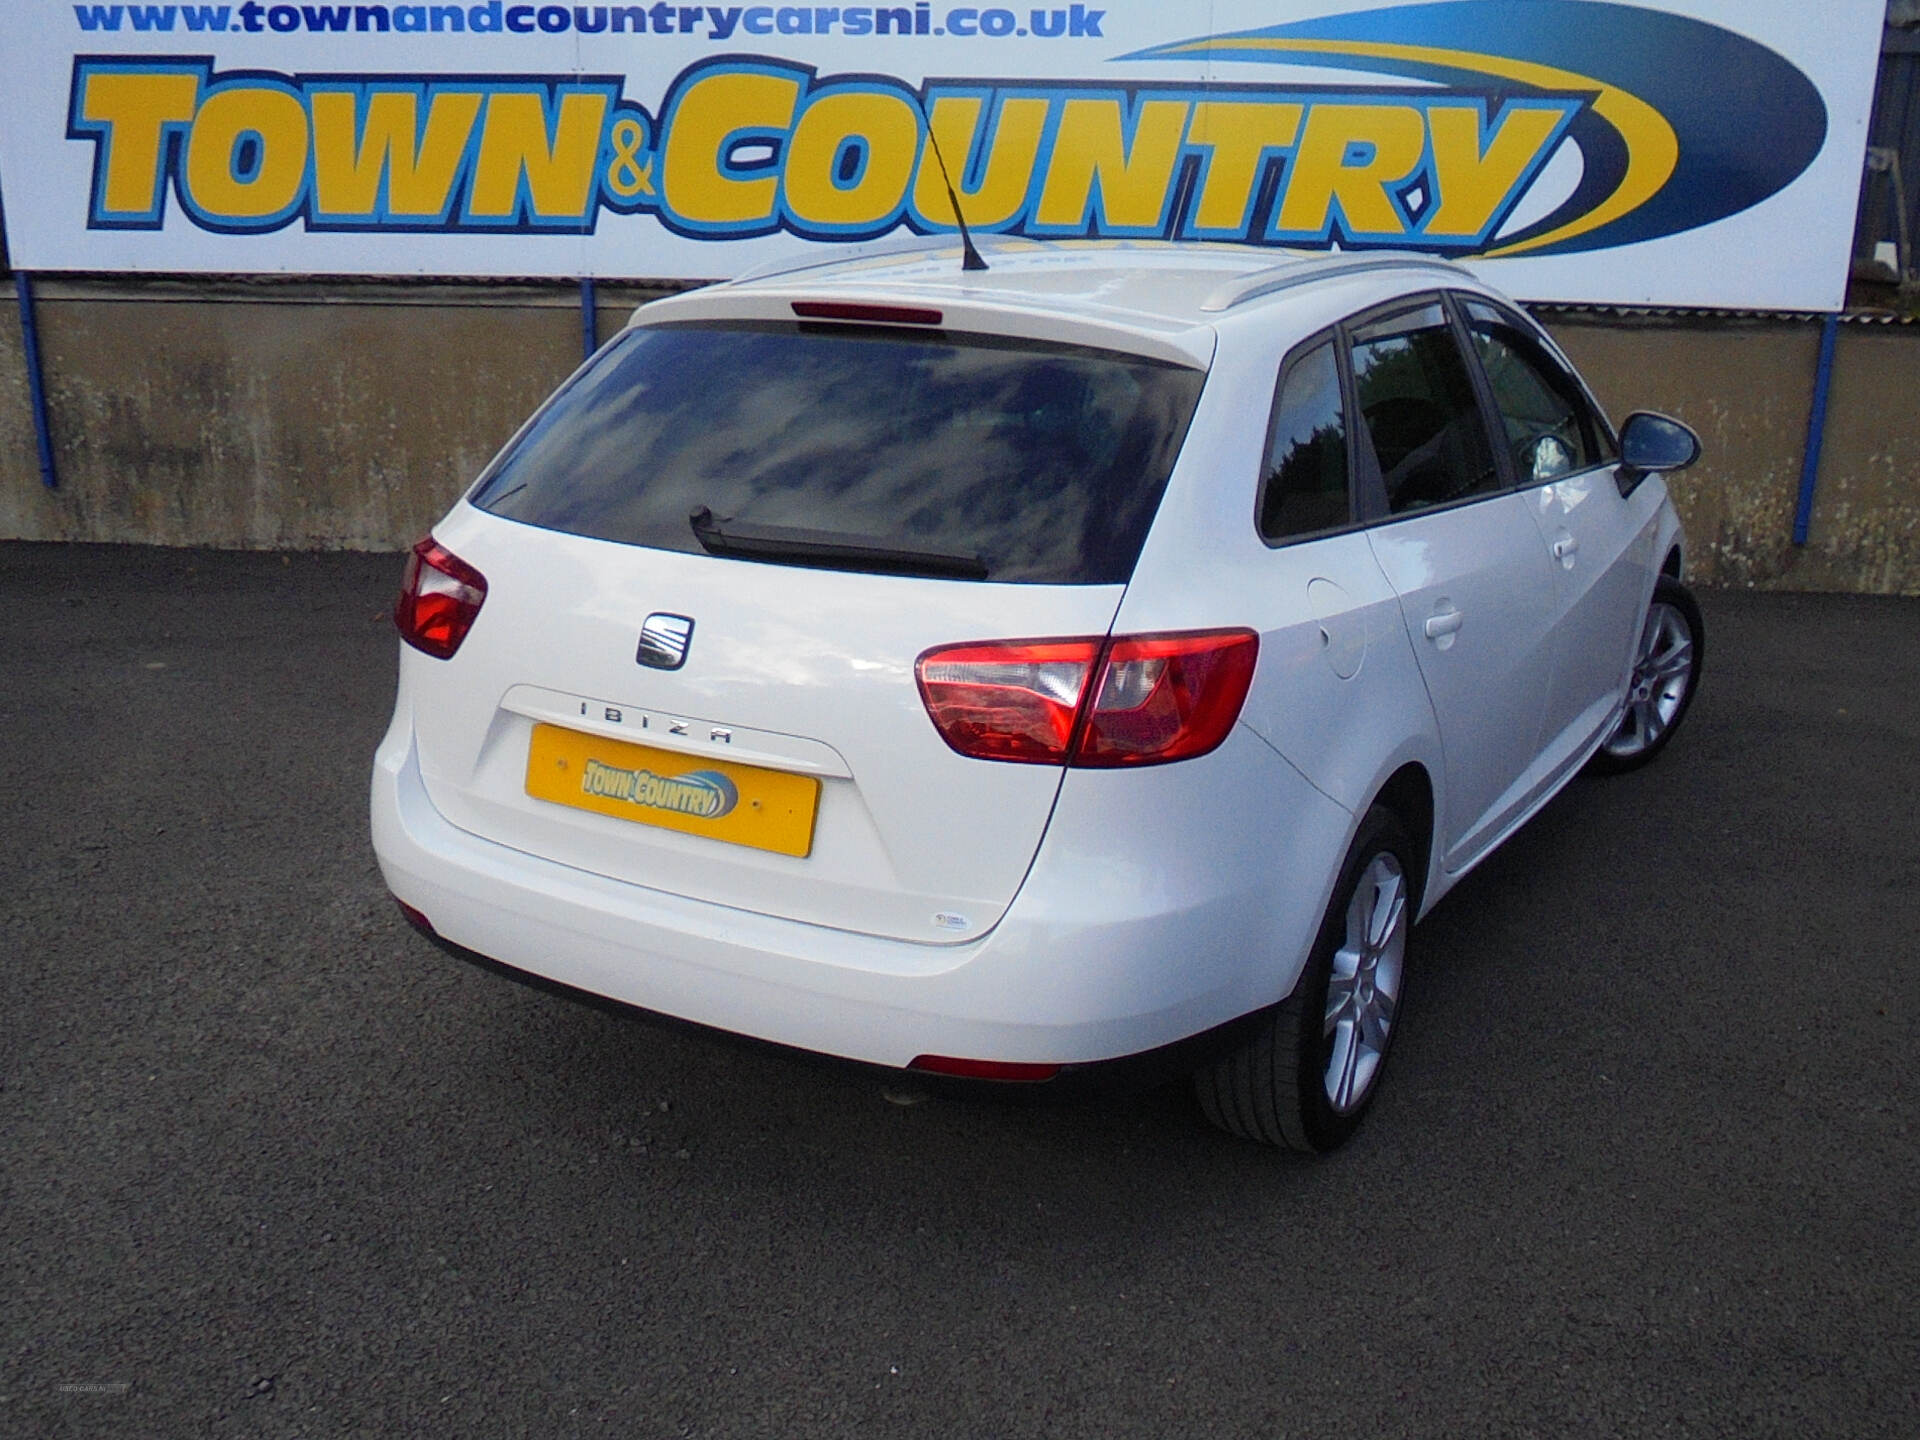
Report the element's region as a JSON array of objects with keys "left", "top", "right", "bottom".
[
  {"left": 1588, "top": 576, "right": 1704, "bottom": 775},
  {"left": 1195, "top": 806, "right": 1415, "bottom": 1152}
]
